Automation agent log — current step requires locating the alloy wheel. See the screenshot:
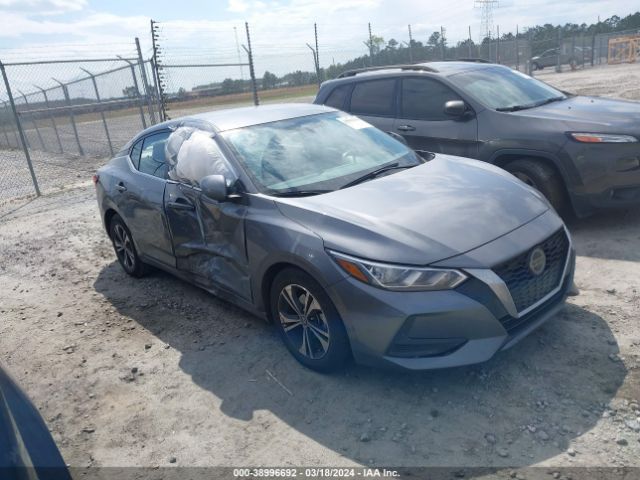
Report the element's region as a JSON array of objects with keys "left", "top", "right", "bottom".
[
  {"left": 278, "top": 284, "right": 330, "bottom": 360},
  {"left": 113, "top": 223, "right": 135, "bottom": 271}
]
